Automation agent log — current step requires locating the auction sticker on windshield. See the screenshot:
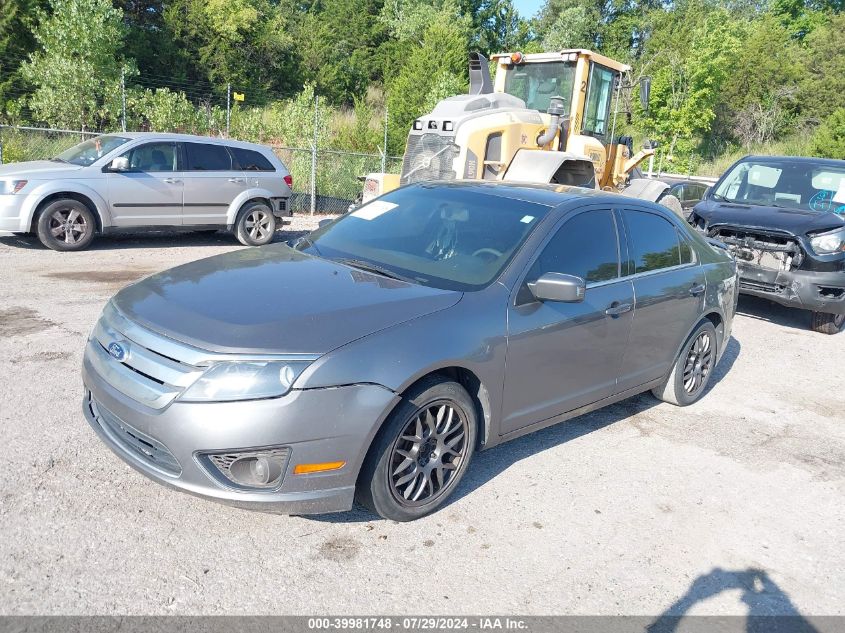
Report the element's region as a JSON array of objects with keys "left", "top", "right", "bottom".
[{"left": 352, "top": 200, "right": 398, "bottom": 221}]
